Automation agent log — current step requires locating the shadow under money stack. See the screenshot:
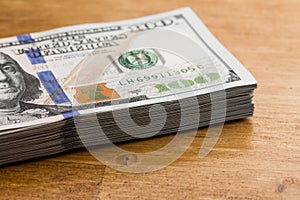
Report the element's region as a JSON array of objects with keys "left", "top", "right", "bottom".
[{"left": 0, "top": 8, "right": 257, "bottom": 165}]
